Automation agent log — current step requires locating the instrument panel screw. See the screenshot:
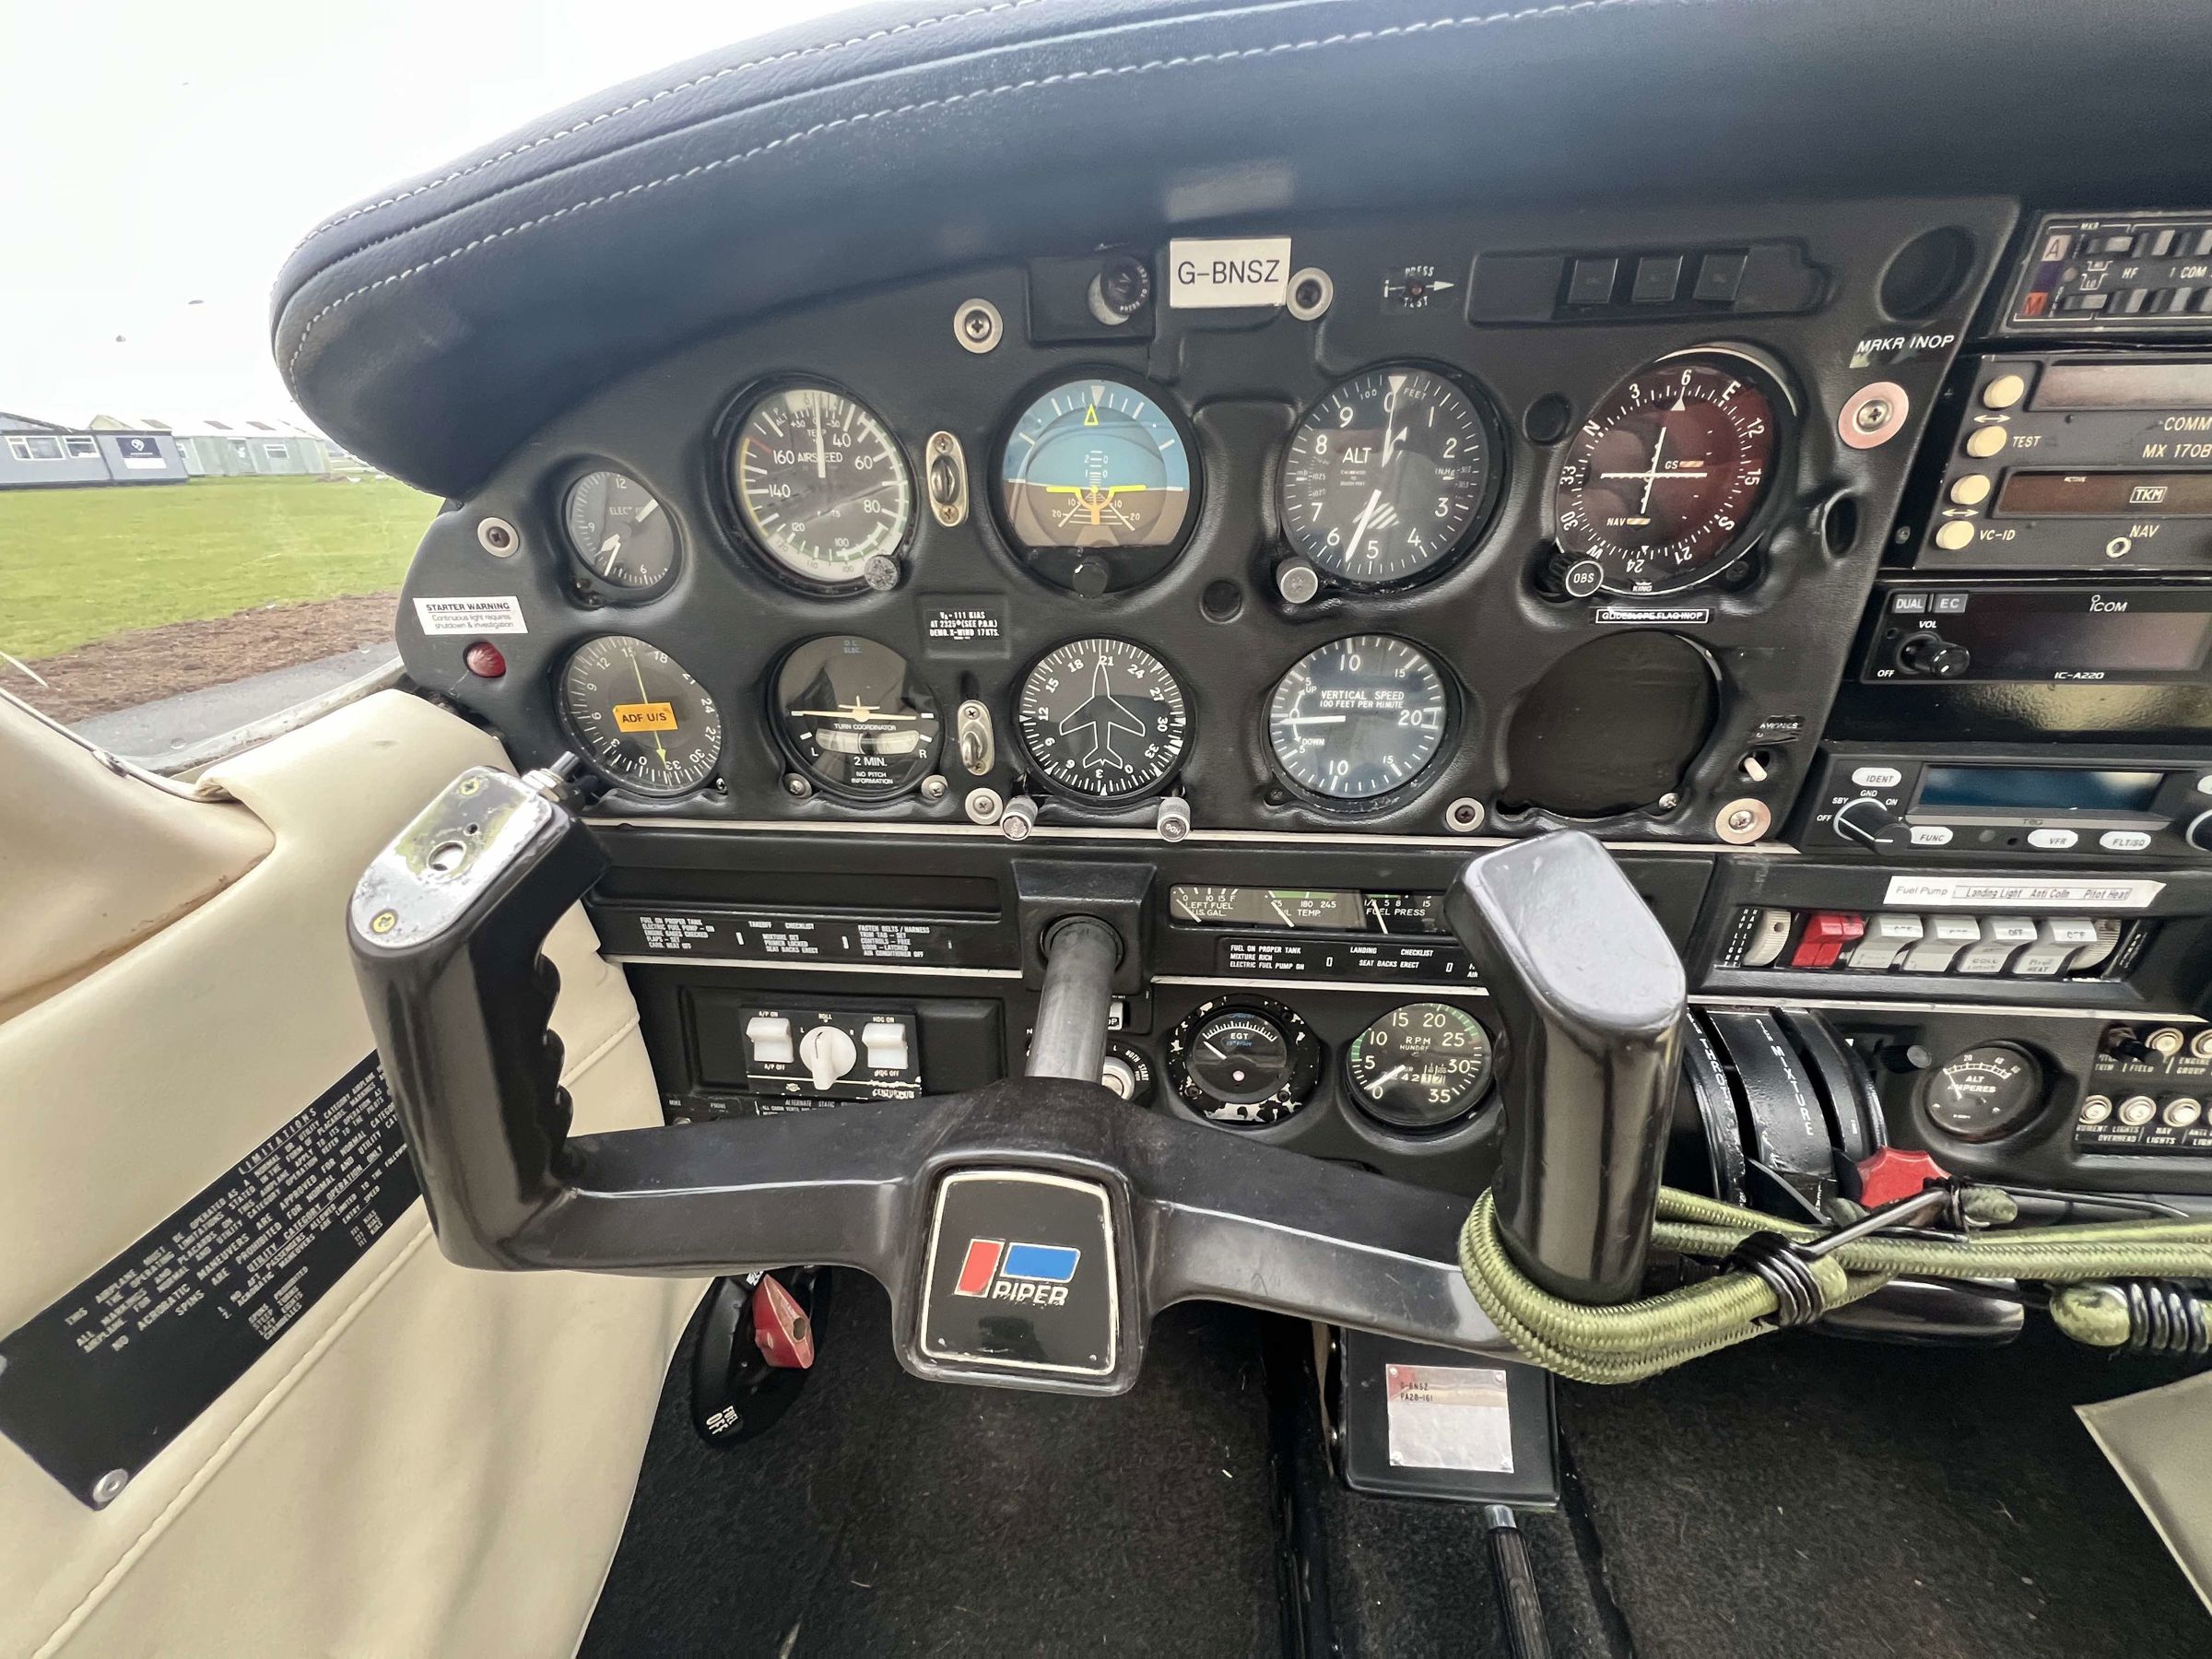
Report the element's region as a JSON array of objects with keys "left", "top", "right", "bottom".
[
  {"left": 953, "top": 298, "right": 1004, "bottom": 354},
  {"left": 1444, "top": 797, "right": 1486, "bottom": 833},
  {"left": 862, "top": 553, "right": 900, "bottom": 592},
  {"left": 1713, "top": 796, "right": 1772, "bottom": 845},
  {"left": 476, "top": 517, "right": 519, "bottom": 557},
  {"left": 783, "top": 773, "right": 814, "bottom": 799},
  {"left": 92, "top": 1469, "right": 130, "bottom": 1507},
  {"left": 919, "top": 773, "right": 949, "bottom": 803},
  {"left": 370, "top": 909, "right": 399, "bottom": 935},
  {"left": 1287, "top": 266, "right": 1335, "bottom": 322},
  {"left": 964, "top": 787, "right": 1005, "bottom": 826}
]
